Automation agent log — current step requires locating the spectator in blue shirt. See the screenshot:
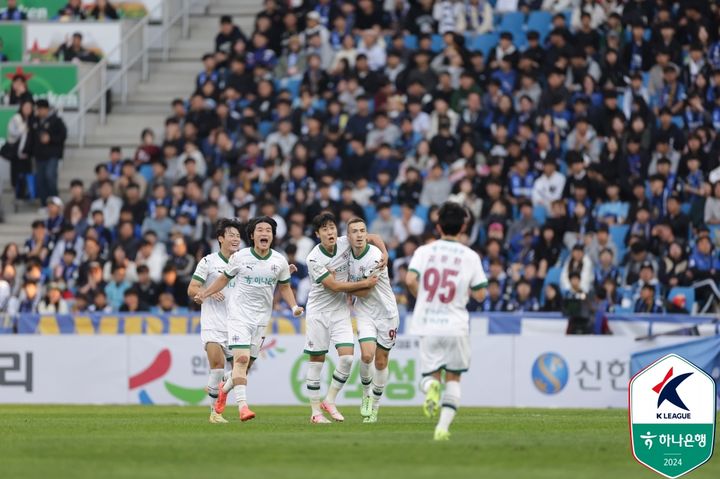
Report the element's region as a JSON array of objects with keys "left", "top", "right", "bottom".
[{"left": 634, "top": 284, "right": 665, "bottom": 313}]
